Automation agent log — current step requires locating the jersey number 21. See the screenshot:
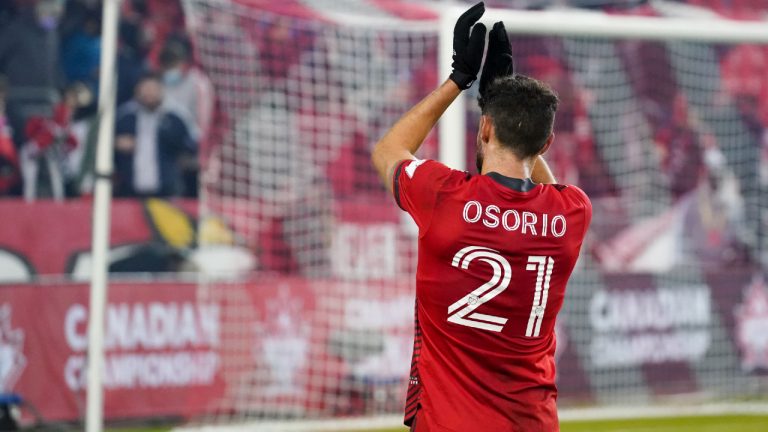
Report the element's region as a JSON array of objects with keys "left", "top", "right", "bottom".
[{"left": 448, "top": 245, "right": 554, "bottom": 336}]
